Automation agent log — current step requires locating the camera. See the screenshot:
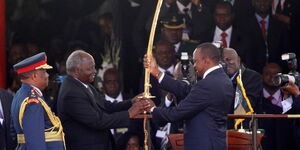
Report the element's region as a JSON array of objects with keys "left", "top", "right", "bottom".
[
  {"left": 181, "top": 52, "right": 191, "bottom": 85},
  {"left": 212, "top": 41, "right": 227, "bottom": 70},
  {"left": 272, "top": 53, "right": 300, "bottom": 87}
]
